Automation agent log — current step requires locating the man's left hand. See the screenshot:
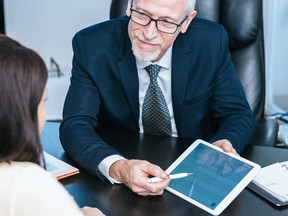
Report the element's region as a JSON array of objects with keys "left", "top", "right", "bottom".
[{"left": 213, "top": 139, "right": 239, "bottom": 155}]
